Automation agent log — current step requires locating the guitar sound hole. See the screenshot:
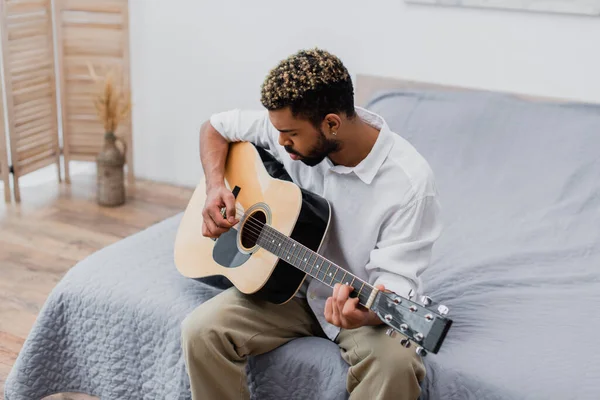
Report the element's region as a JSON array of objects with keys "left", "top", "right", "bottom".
[{"left": 241, "top": 210, "right": 266, "bottom": 249}]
